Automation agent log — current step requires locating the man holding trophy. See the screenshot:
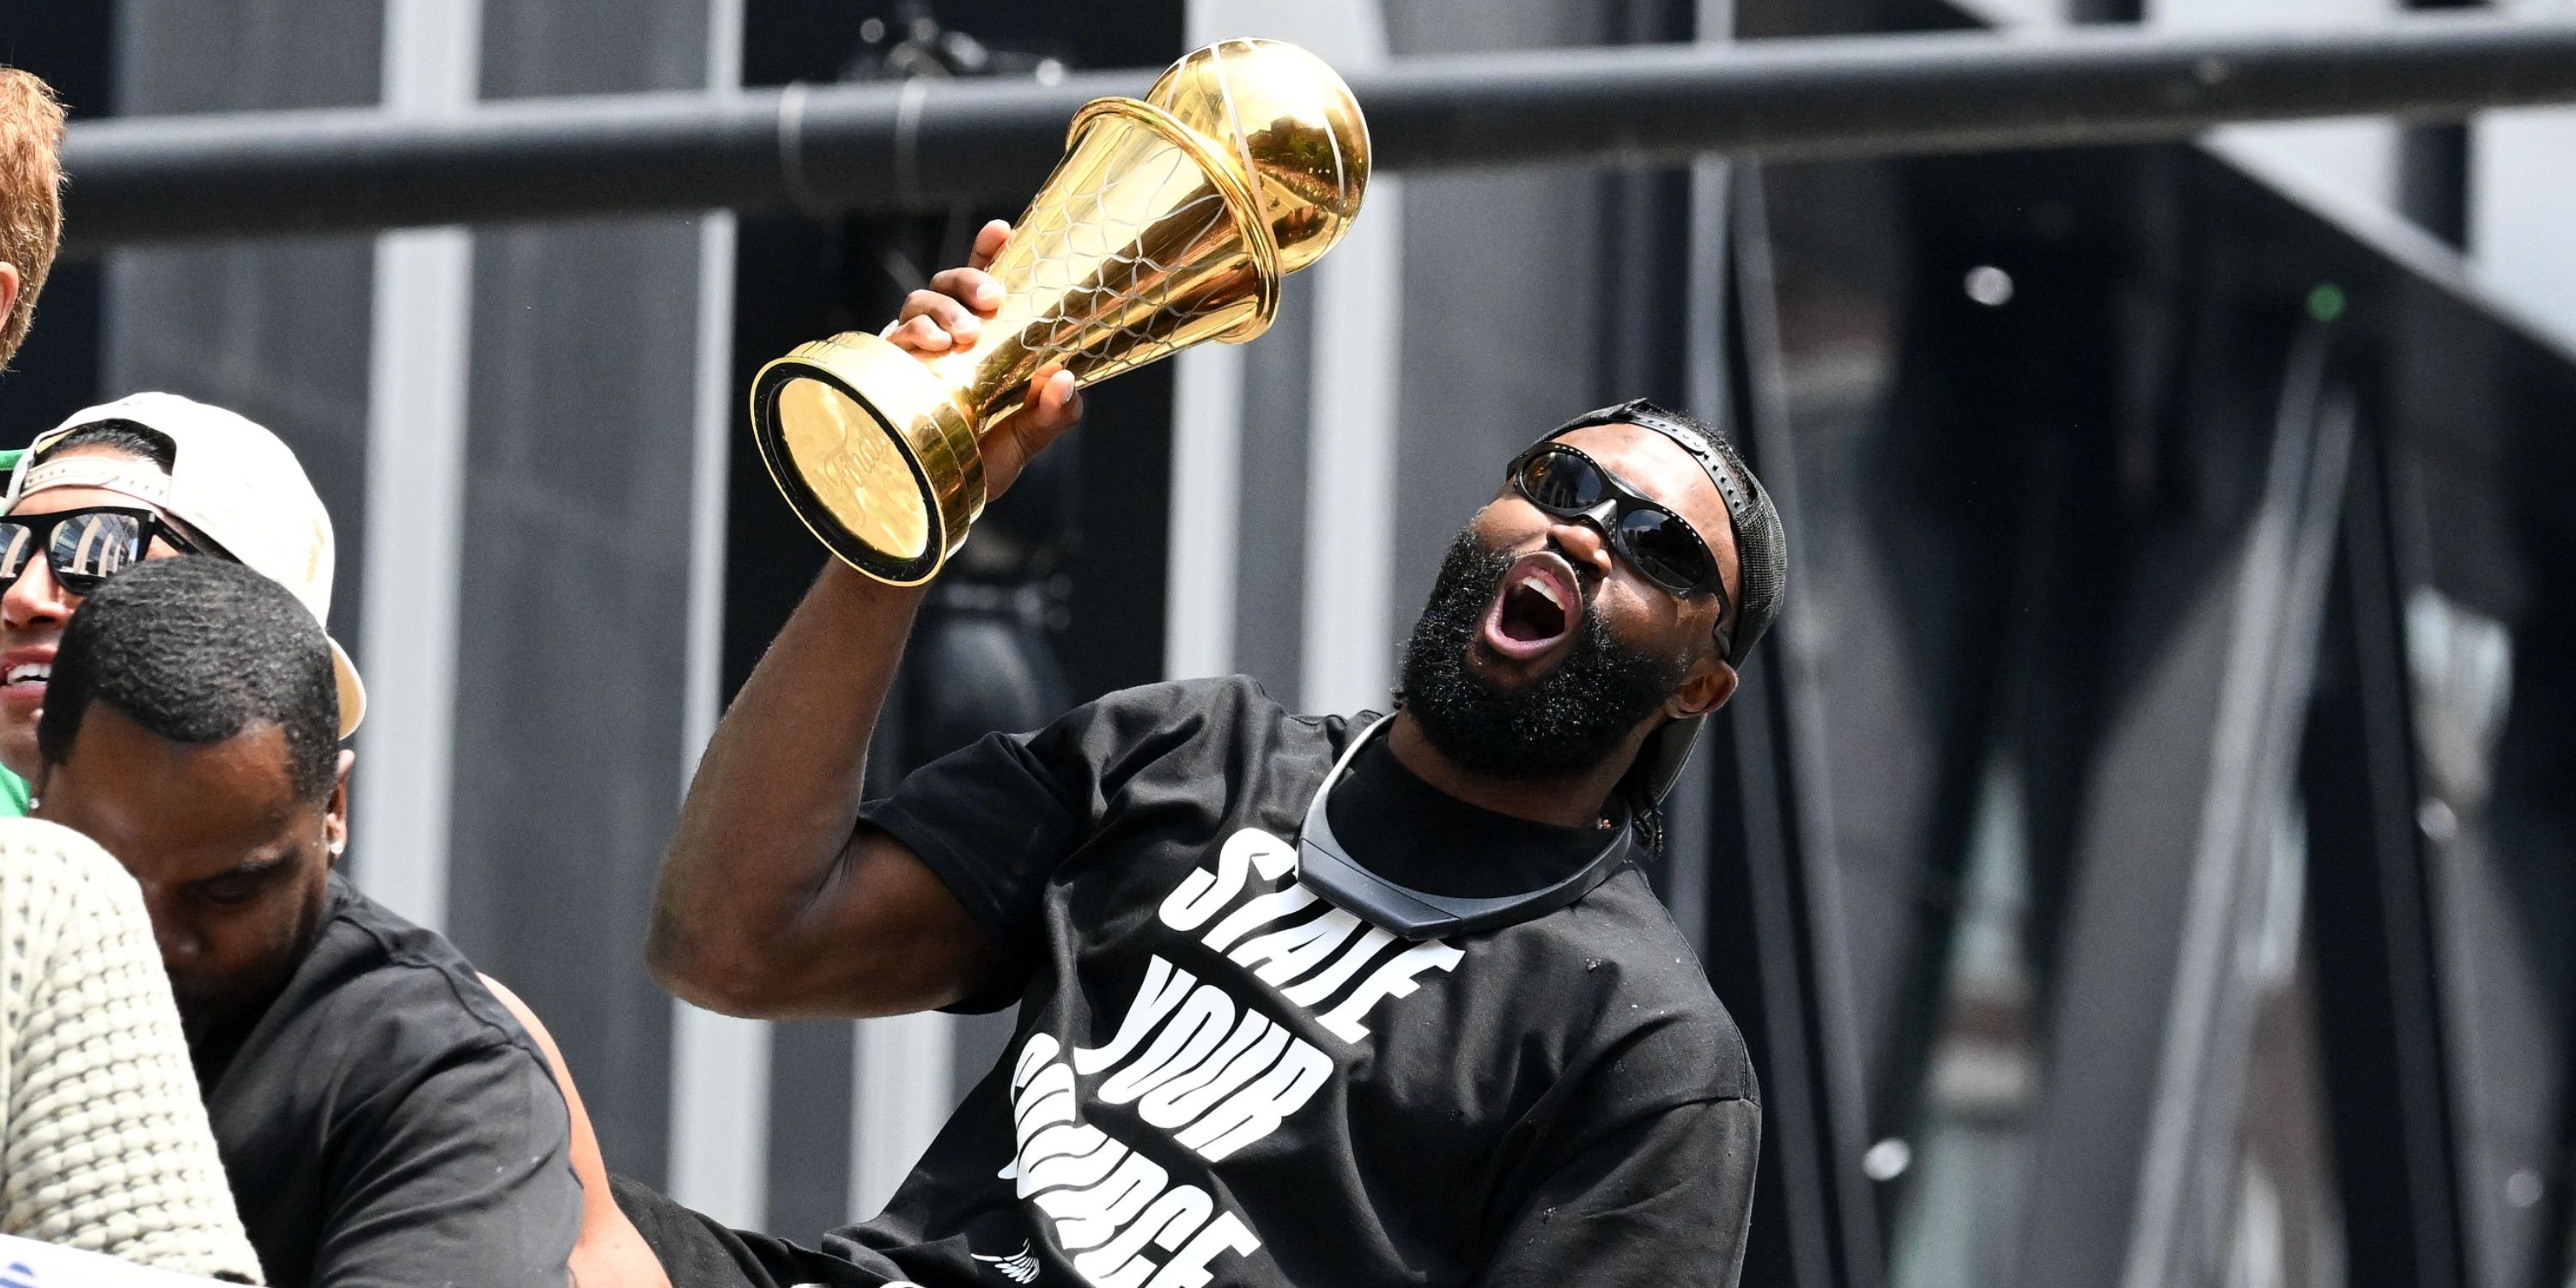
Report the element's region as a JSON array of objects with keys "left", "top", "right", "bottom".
[{"left": 633, "top": 38, "right": 1773, "bottom": 1288}]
